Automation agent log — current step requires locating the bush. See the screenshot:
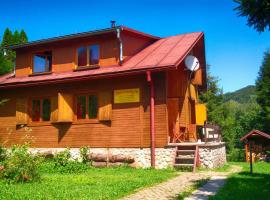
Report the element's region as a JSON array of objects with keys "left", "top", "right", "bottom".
[
  {"left": 0, "top": 145, "right": 7, "bottom": 163},
  {"left": 0, "top": 144, "right": 42, "bottom": 182},
  {"left": 54, "top": 148, "right": 71, "bottom": 166},
  {"left": 227, "top": 148, "right": 245, "bottom": 162},
  {"left": 42, "top": 148, "right": 90, "bottom": 173},
  {"left": 79, "top": 146, "right": 90, "bottom": 163}
]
